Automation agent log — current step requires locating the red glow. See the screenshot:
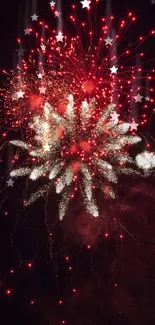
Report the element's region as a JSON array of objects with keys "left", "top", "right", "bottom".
[
  {"left": 29, "top": 95, "right": 43, "bottom": 109},
  {"left": 82, "top": 80, "right": 95, "bottom": 93},
  {"left": 59, "top": 300, "right": 63, "bottom": 304},
  {"left": 57, "top": 126, "right": 65, "bottom": 138},
  {"left": 70, "top": 144, "right": 77, "bottom": 154},
  {"left": 72, "top": 161, "right": 80, "bottom": 172},
  {"left": 58, "top": 99, "right": 67, "bottom": 114},
  {"left": 30, "top": 300, "right": 35, "bottom": 304},
  {"left": 28, "top": 263, "right": 32, "bottom": 268},
  {"left": 79, "top": 141, "right": 91, "bottom": 152}
]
